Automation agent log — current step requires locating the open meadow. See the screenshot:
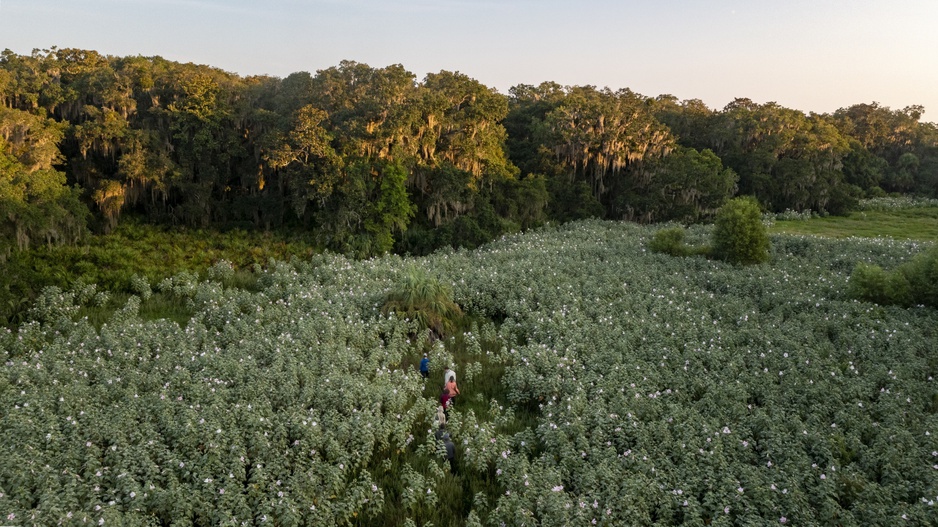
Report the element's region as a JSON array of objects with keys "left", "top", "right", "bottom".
[
  {"left": 769, "top": 203, "right": 938, "bottom": 242},
  {"left": 1, "top": 220, "right": 936, "bottom": 526}
]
